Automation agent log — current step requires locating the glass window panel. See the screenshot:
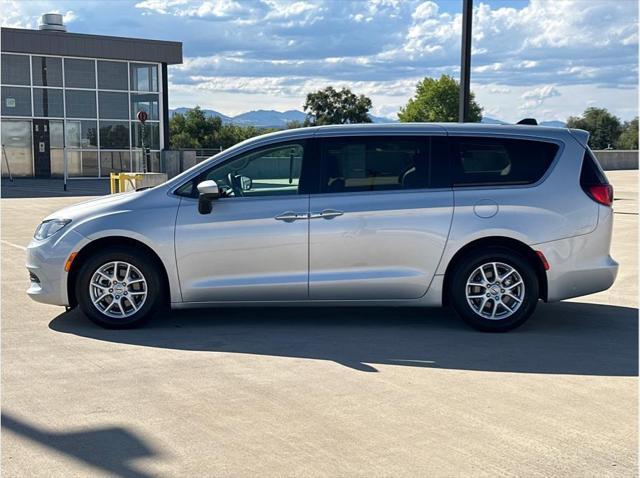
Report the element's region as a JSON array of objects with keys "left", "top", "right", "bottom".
[
  {"left": 1, "top": 120, "right": 33, "bottom": 176},
  {"left": 65, "top": 90, "right": 97, "bottom": 118},
  {"left": 451, "top": 137, "right": 559, "bottom": 186},
  {"left": 130, "top": 93, "right": 159, "bottom": 120},
  {"left": 32, "top": 56, "right": 63, "bottom": 87},
  {"left": 64, "top": 58, "right": 96, "bottom": 88},
  {"left": 132, "top": 150, "right": 161, "bottom": 172},
  {"left": 50, "top": 148, "right": 64, "bottom": 177},
  {"left": 205, "top": 143, "right": 304, "bottom": 197},
  {"left": 100, "top": 121, "right": 129, "bottom": 149},
  {"left": 100, "top": 151, "right": 131, "bottom": 174},
  {"left": 49, "top": 120, "right": 64, "bottom": 148},
  {"left": 65, "top": 120, "right": 97, "bottom": 149},
  {"left": 82, "top": 151, "right": 99, "bottom": 177},
  {"left": 131, "top": 121, "right": 159, "bottom": 150},
  {"left": 1, "top": 86, "right": 31, "bottom": 116},
  {"left": 98, "top": 91, "right": 129, "bottom": 119},
  {"left": 320, "top": 138, "right": 427, "bottom": 193},
  {"left": 1, "top": 54, "right": 30, "bottom": 85},
  {"left": 130, "top": 63, "right": 158, "bottom": 92},
  {"left": 66, "top": 150, "right": 82, "bottom": 177},
  {"left": 33, "top": 88, "right": 64, "bottom": 117},
  {"left": 97, "top": 61, "right": 128, "bottom": 90}
]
